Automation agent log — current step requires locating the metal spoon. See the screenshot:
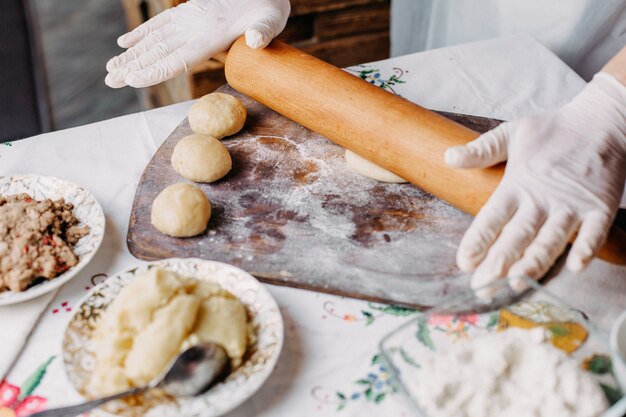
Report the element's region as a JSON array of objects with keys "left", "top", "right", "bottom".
[{"left": 28, "top": 343, "right": 229, "bottom": 417}]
